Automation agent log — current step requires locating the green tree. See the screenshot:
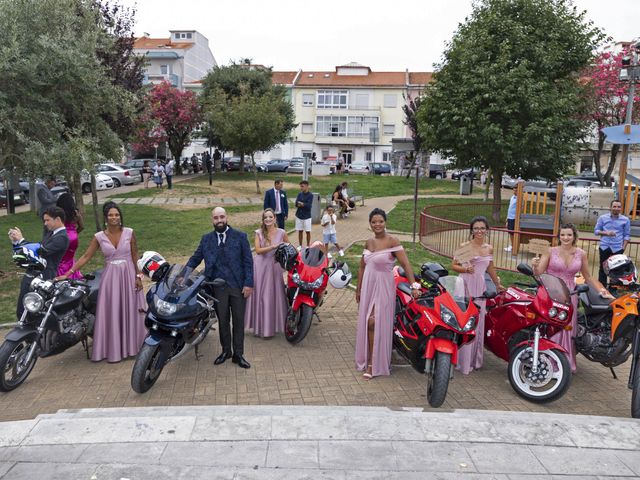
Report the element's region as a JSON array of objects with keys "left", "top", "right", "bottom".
[{"left": 417, "top": 0, "right": 605, "bottom": 220}]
